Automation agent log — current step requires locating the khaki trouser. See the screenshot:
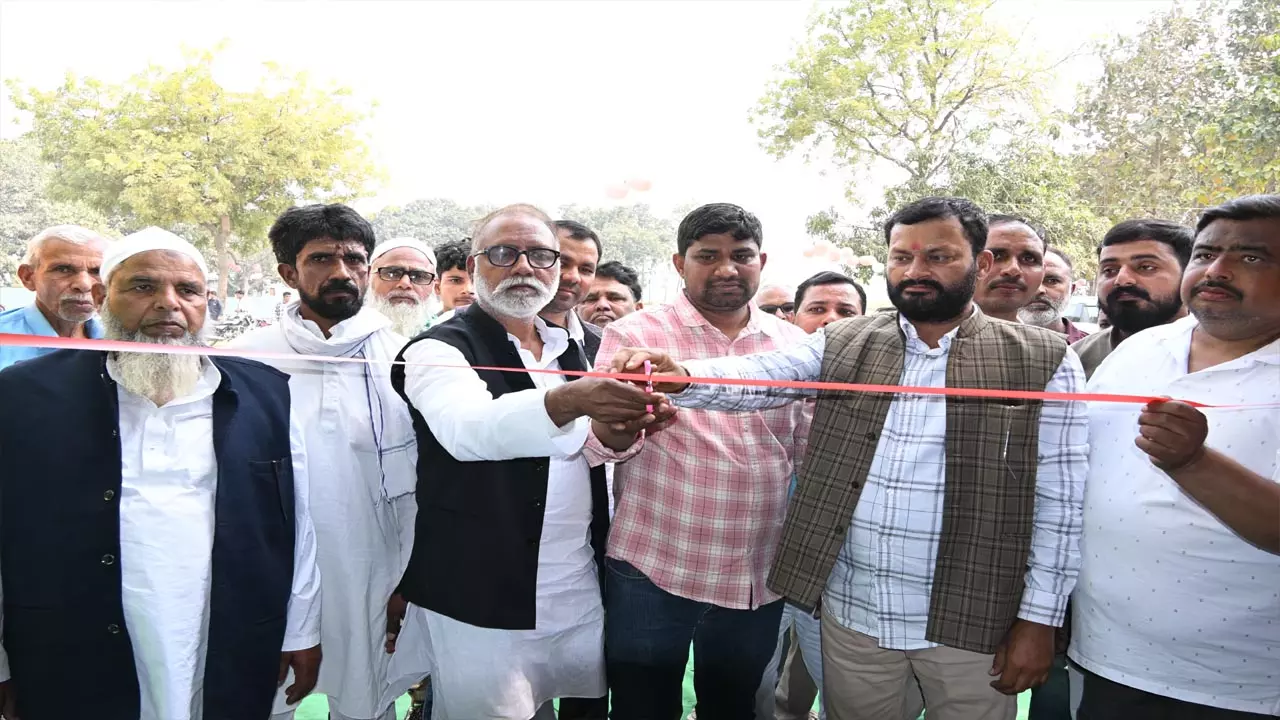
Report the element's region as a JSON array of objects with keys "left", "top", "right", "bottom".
[{"left": 821, "top": 611, "right": 1015, "bottom": 720}]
